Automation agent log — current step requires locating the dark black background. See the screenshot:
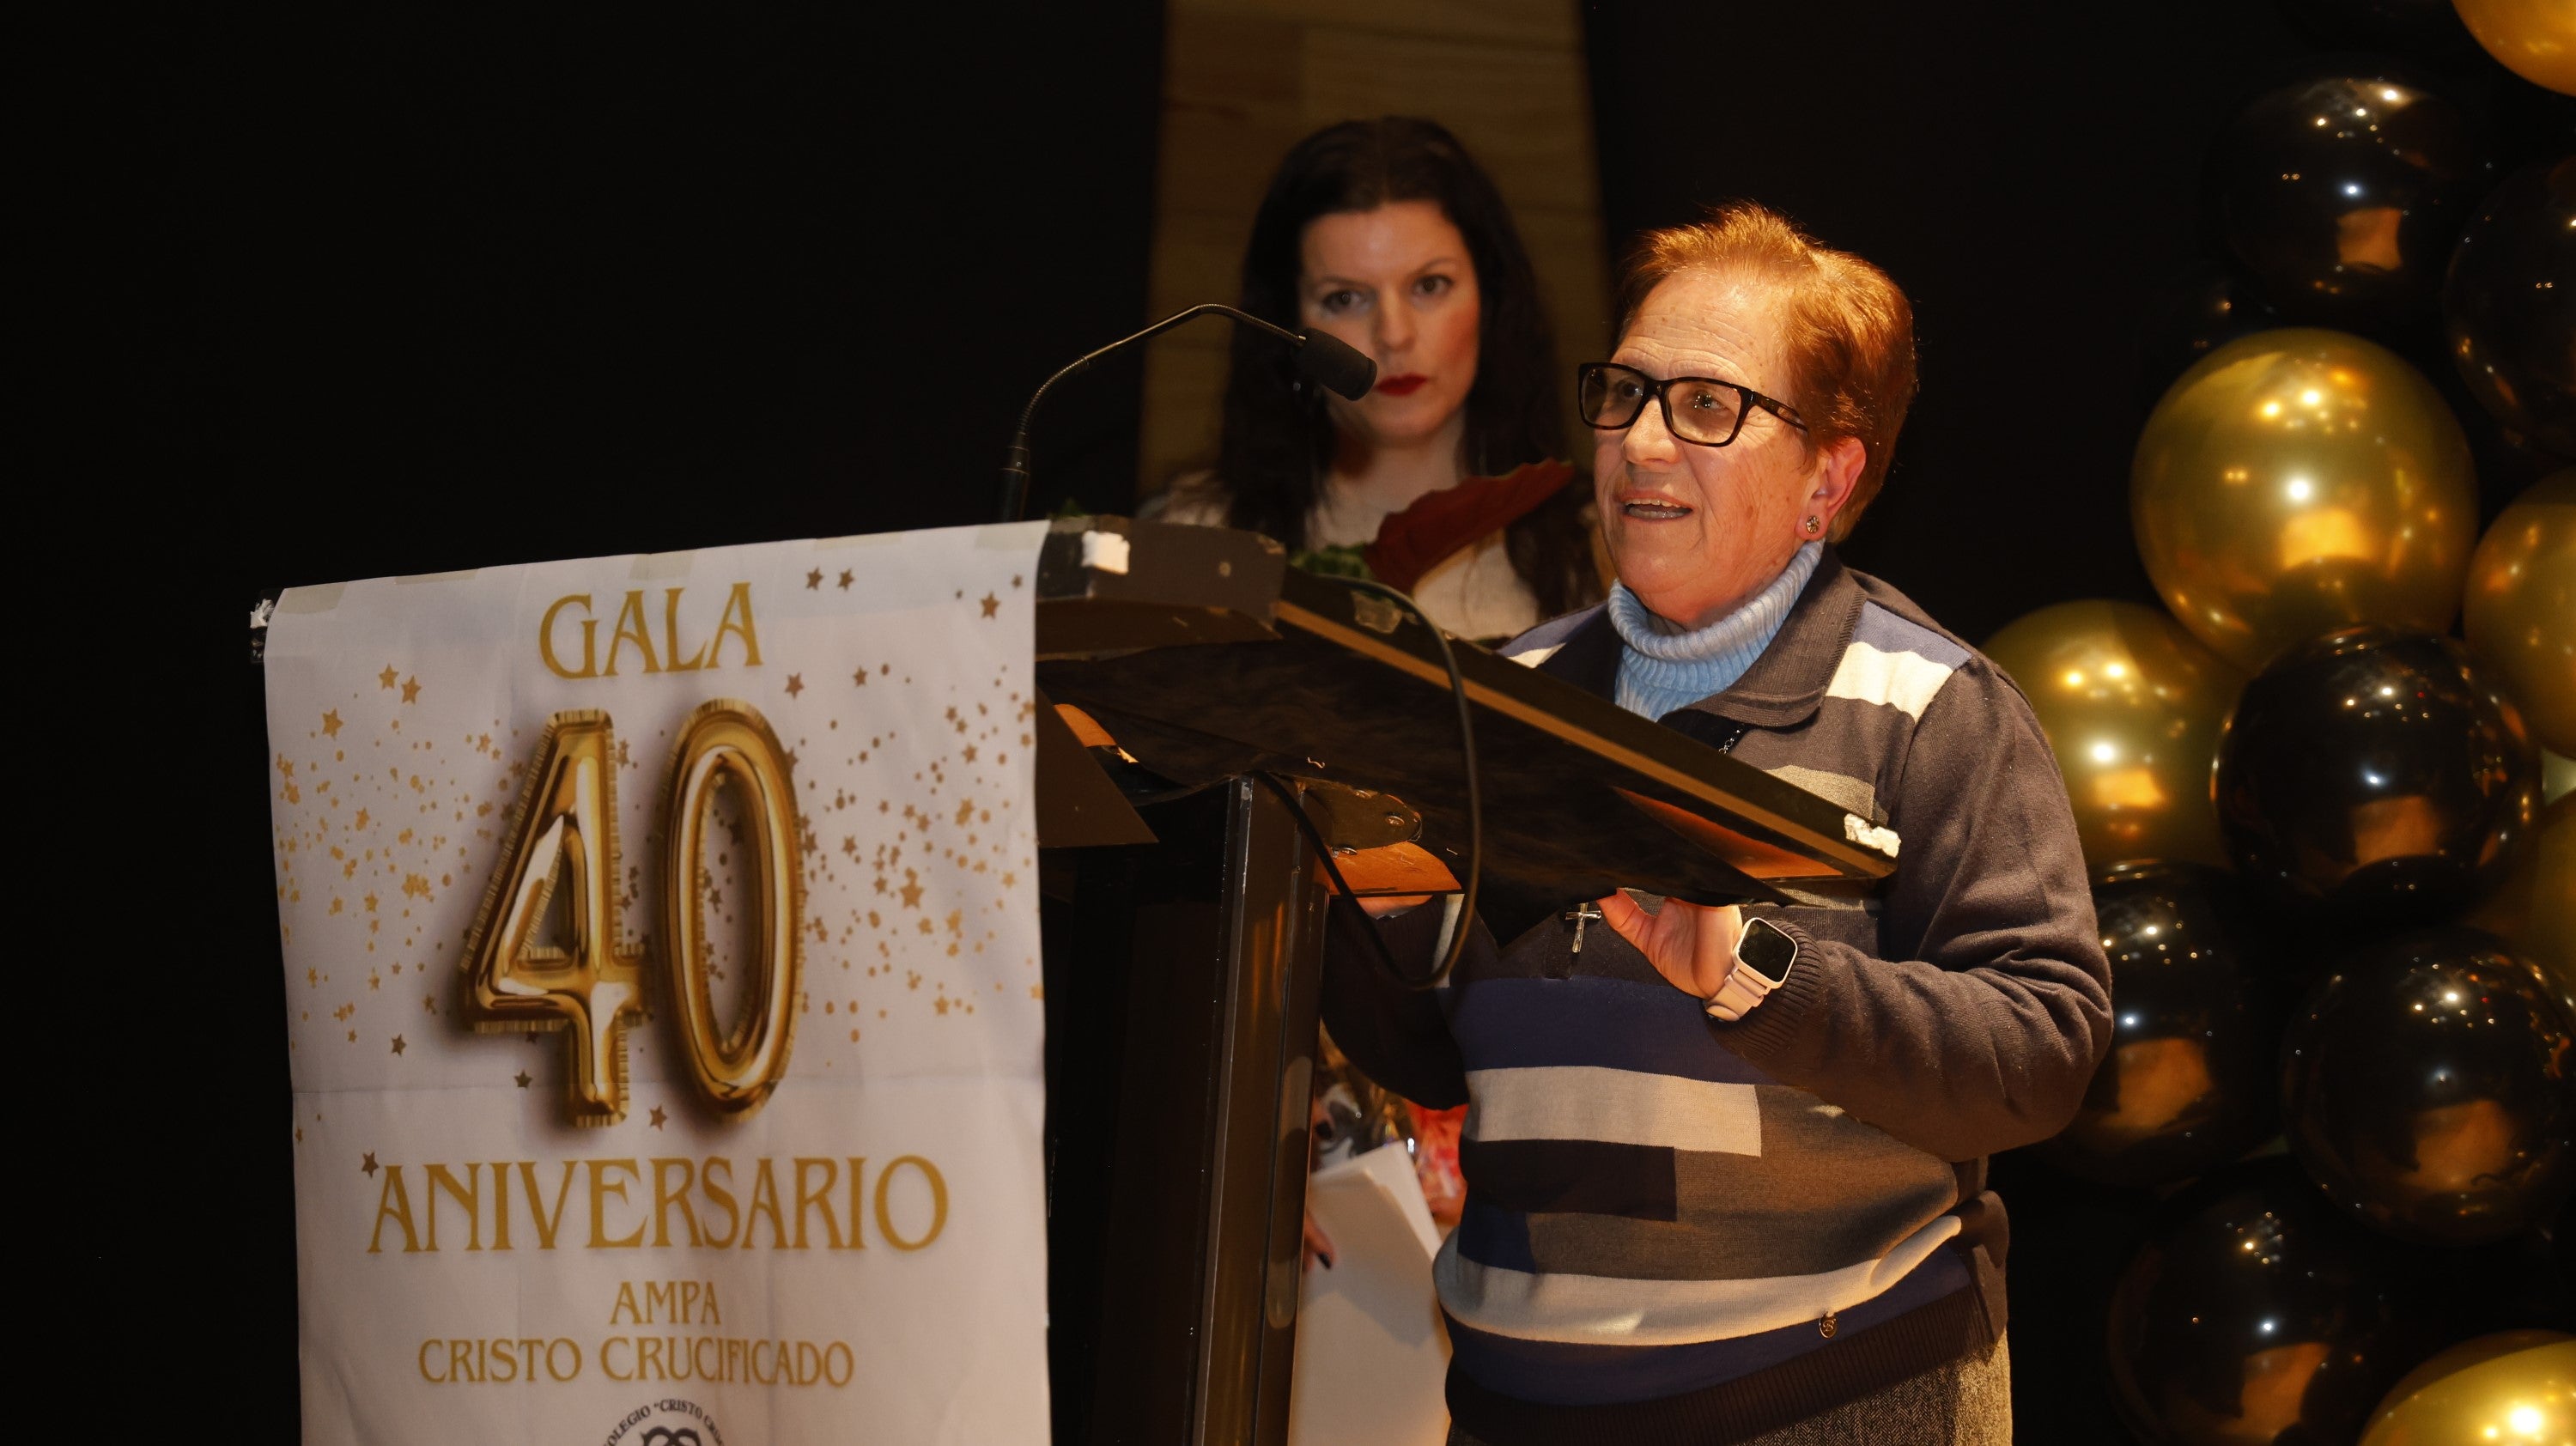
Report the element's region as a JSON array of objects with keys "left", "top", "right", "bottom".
[
  {"left": 91, "top": 0, "right": 2567, "bottom": 1434},
  {"left": 104, "top": 5, "right": 1164, "bottom": 1430}
]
